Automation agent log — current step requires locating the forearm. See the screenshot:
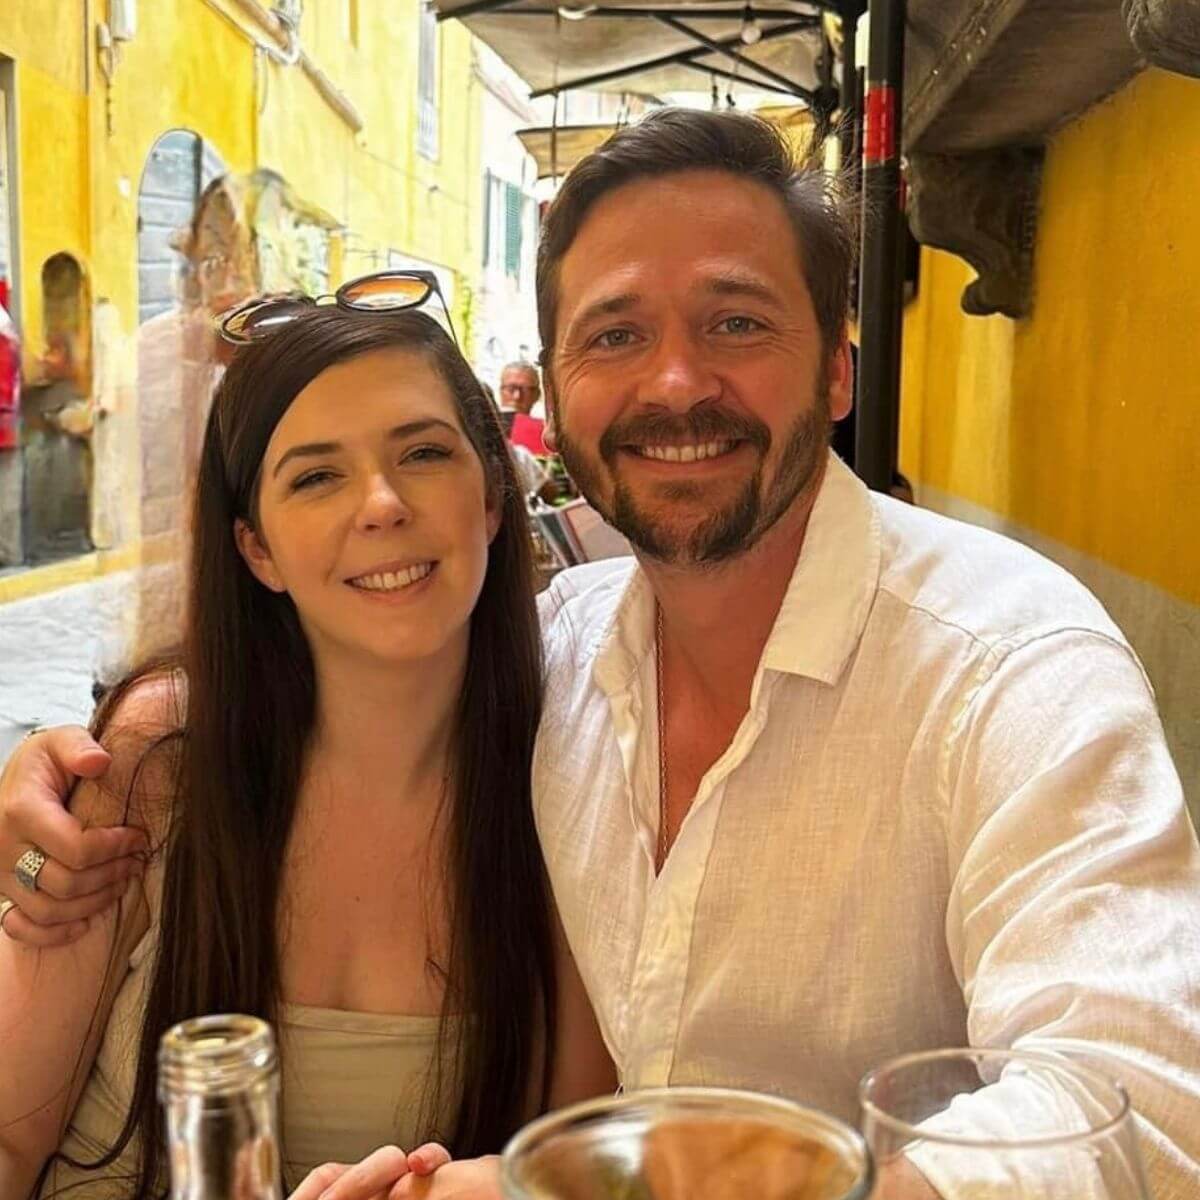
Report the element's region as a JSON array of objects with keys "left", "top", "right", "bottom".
[
  {"left": 945, "top": 633, "right": 1200, "bottom": 1196},
  {"left": 0, "top": 1139, "right": 46, "bottom": 1200}
]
